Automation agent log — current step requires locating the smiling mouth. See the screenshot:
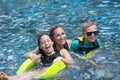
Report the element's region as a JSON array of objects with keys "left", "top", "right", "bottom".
[
  {"left": 45, "top": 46, "right": 51, "bottom": 50},
  {"left": 60, "top": 39, "right": 65, "bottom": 43}
]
